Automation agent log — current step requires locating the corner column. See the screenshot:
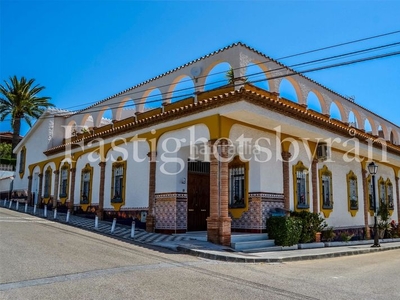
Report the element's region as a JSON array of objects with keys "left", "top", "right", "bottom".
[
  {"left": 38, "top": 173, "right": 43, "bottom": 204},
  {"left": 146, "top": 151, "right": 156, "bottom": 232},
  {"left": 207, "top": 140, "right": 220, "bottom": 244},
  {"left": 98, "top": 162, "right": 106, "bottom": 220},
  {"left": 53, "top": 170, "right": 59, "bottom": 208},
  {"left": 281, "top": 151, "right": 291, "bottom": 211},
  {"left": 218, "top": 141, "right": 231, "bottom": 246},
  {"left": 68, "top": 168, "right": 76, "bottom": 212},
  {"left": 396, "top": 176, "right": 400, "bottom": 224},
  {"left": 206, "top": 140, "right": 231, "bottom": 246},
  {"left": 312, "top": 158, "right": 318, "bottom": 213},
  {"left": 362, "top": 168, "right": 371, "bottom": 239},
  {"left": 27, "top": 176, "right": 33, "bottom": 205}
]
